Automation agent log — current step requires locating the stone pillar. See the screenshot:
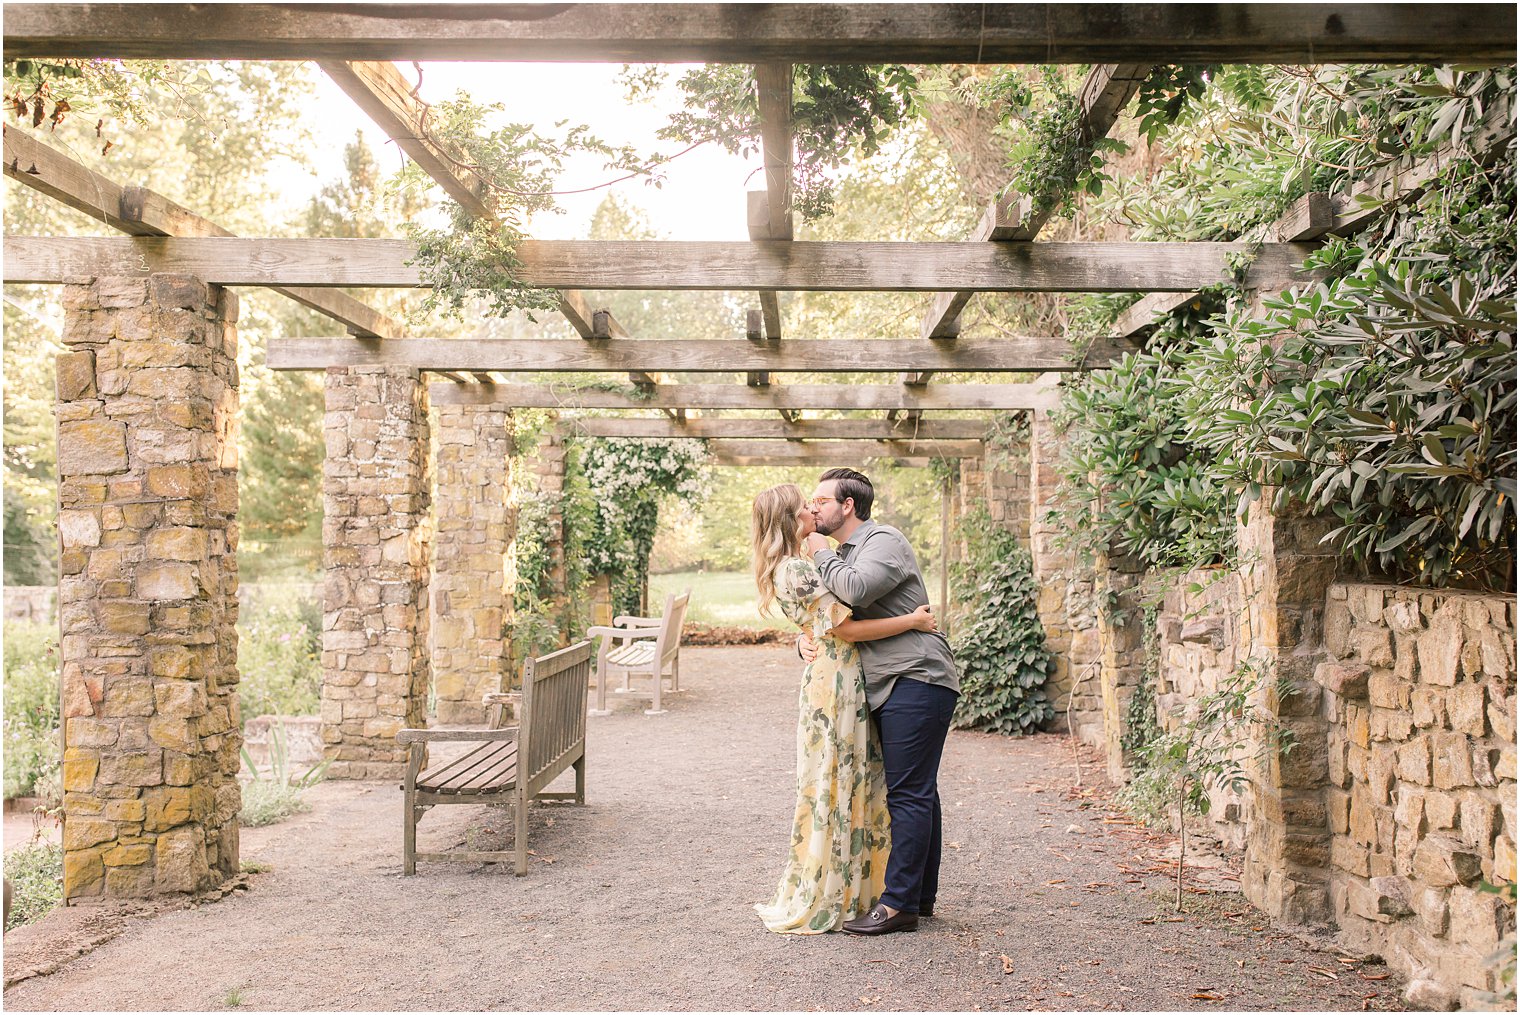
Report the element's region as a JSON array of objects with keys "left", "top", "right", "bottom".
[
  {"left": 320, "top": 367, "right": 431, "bottom": 779},
  {"left": 1236, "top": 493, "right": 1341, "bottom": 926},
  {"left": 432, "top": 404, "right": 514, "bottom": 724},
  {"left": 55, "top": 274, "right": 241, "bottom": 900},
  {"left": 525, "top": 426, "right": 568, "bottom": 622},
  {"left": 1028, "top": 409, "right": 1102, "bottom": 741},
  {"left": 1096, "top": 549, "right": 1148, "bottom": 783}
]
